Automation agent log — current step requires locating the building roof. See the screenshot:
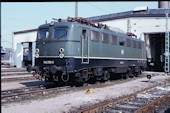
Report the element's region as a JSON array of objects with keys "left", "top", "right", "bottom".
[
  {"left": 14, "top": 29, "right": 37, "bottom": 35},
  {"left": 86, "top": 9, "right": 170, "bottom": 22}
]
